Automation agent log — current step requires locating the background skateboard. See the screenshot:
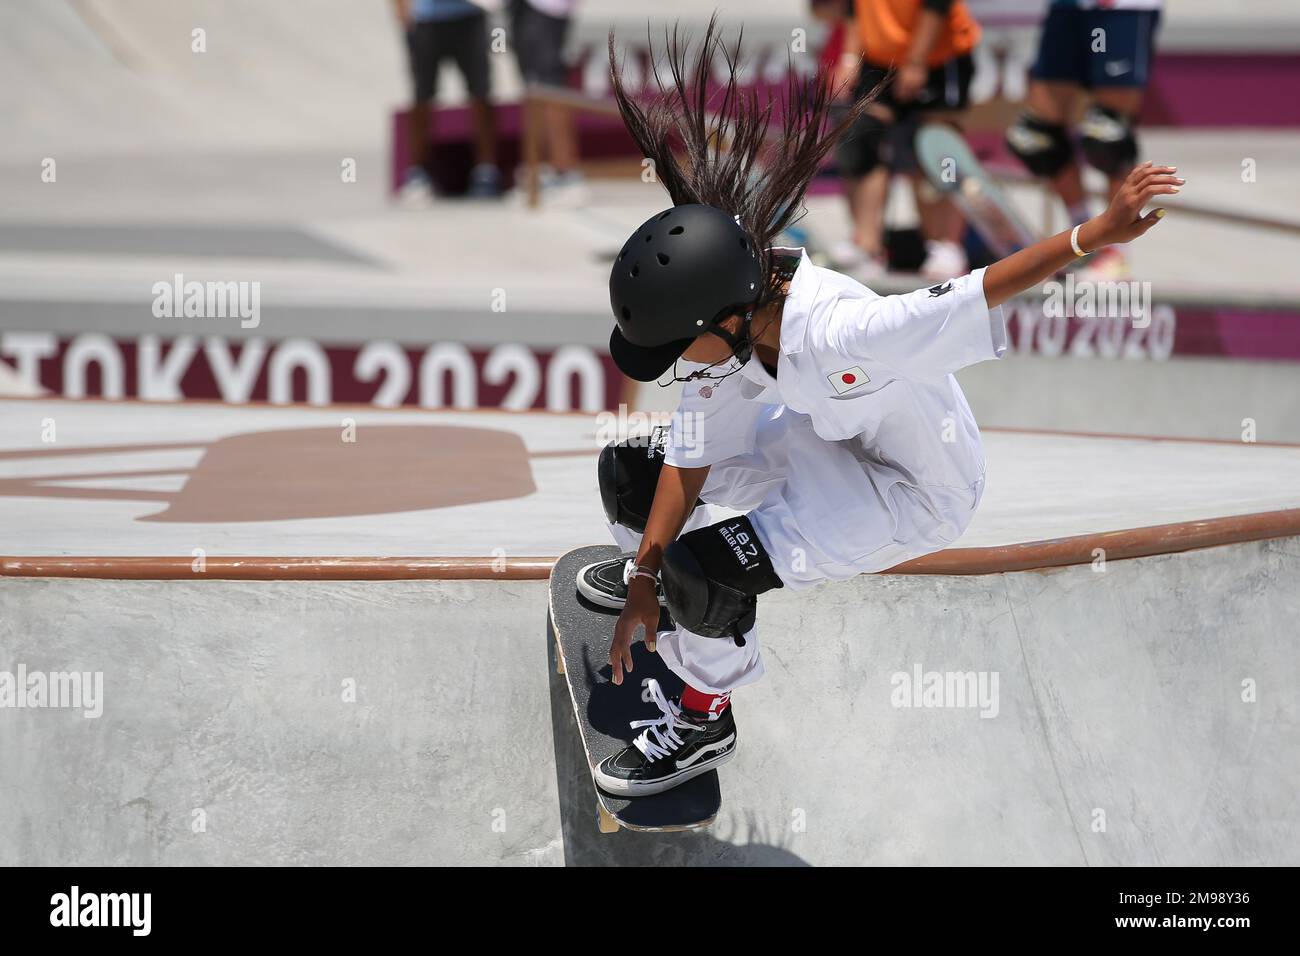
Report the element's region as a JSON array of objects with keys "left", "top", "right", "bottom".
[
  {"left": 548, "top": 544, "right": 722, "bottom": 833},
  {"left": 915, "top": 123, "right": 1041, "bottom": 259}
]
